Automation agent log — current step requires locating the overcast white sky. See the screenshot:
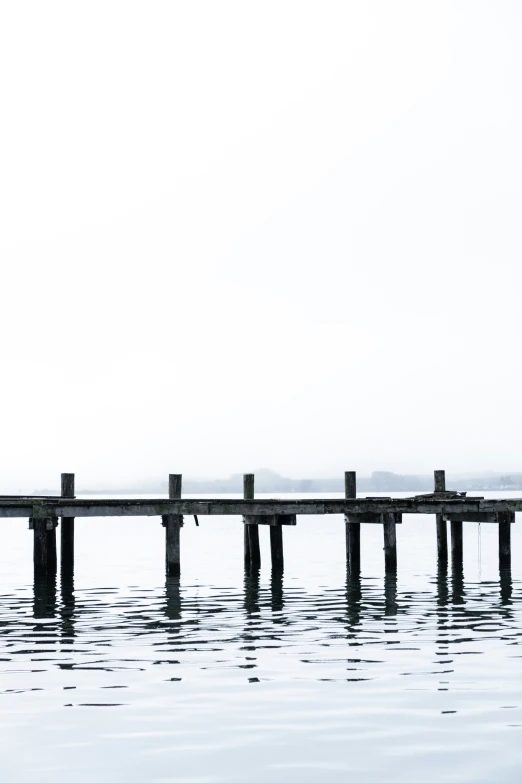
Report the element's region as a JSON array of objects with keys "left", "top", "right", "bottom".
[{"left": 1, "top": 1, "right": 521, "bottom": 489}]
